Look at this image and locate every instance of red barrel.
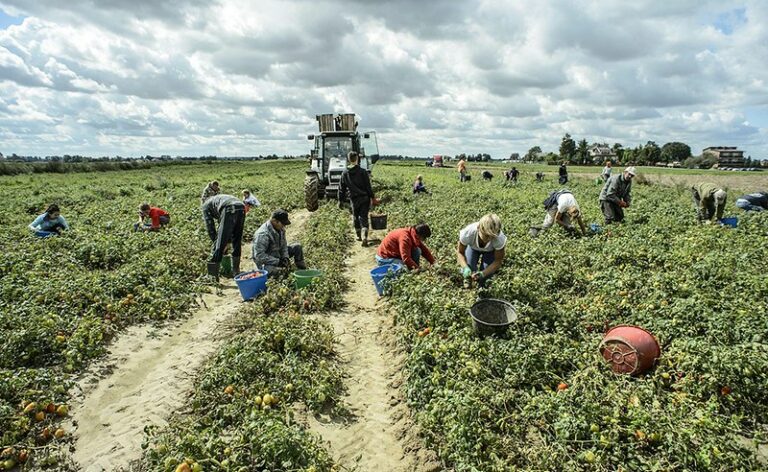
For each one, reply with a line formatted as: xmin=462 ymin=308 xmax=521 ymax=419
xmin=599 ymin=325 xmax=661 ymax=375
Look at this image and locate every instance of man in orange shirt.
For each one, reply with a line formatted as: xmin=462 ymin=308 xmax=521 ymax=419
xmin=135 ymin=203 xmax=170 ymax=231
xmin=375 ymin=223 xmax=436 ymax=270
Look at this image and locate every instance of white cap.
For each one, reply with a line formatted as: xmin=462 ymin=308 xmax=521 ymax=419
xmin=625 ymin=166 xmax=637 ymax=176
xmin=714 ymin=189 xmax=727 ymax=204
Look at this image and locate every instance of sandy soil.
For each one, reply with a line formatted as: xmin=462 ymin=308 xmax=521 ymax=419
xmin=305 ymin=231 xmax=441 ymax=472
xmin=69 ymin=210 xmax=310 ymax=472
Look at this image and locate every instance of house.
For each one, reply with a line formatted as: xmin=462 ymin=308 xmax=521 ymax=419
xmin=588 ymin=144 xmax=616 ymax=164
xmin=703 ymin=146 xmax=745 ymax=168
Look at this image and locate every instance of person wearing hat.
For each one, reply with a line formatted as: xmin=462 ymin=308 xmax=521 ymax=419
xmin=252 ymin=209 xmax=307 ymax=276
xmin=135 ymin=203 xmax=170 ymax=231
xmin=536 ymin=190 xmax=586 ymax=236
xmin=339 ymin=151 xmax=375 ymax=247
xmin=201 ymin=180 xmax=220 ymax=204
xmin=202 ymin=194 xmax=246 ymax=277
xmin=456 ymin=213 xmax=506 ymax=288
xmin=599 ymin=166 xmax=636 ymax=224
xmin=691 ymin=183 xmax=727 ymax=223
xmin=376 ymin=223 xmax=436 ymax=271
xmin=735 ymin=191 xmax=768 ymax=212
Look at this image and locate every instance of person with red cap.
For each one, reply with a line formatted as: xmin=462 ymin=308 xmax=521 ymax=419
xmin=376 ymin=223 xmax=436 ymax=271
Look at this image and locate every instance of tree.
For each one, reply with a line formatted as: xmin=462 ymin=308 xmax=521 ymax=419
xmin=660 ymin=142 xmax=692 ymax=163
xmin=524 ymin=146 xmax=542 ymax=162
xmin=644 ymin=141 xmax=661 ymax=164
xmin=577 ymin=139 xmax=589 ymax=165
xmin=559 ymin=133 xmax=576 ymax=163
xmin=612 ymin=143 xmax=624 ymax=163
xmin=509 ymin=152 xmax=520 ymax=160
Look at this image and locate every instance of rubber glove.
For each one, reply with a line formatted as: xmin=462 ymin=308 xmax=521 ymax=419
xmin=461 ymin=266 xmax=472 ymax=278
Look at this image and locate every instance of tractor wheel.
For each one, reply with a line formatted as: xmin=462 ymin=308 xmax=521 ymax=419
xmin=304 ymin=174 xmax=319 ymax=212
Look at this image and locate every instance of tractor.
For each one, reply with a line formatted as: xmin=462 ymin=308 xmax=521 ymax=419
xmin=304 ymin=113 xmax=379 ymax=211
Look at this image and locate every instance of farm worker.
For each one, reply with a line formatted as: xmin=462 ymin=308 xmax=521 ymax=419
xmin=135 ymin=203 xmax=170 ymax=231
xmin=242 ymin=189 xmax=261 ymax=214
xmin=456 ymin=213 xmax=506 ymax=288
xmin=457 ymin=158 xmax=468 ymax=182
xmin=601 ymin=161 xmax=612 ymax=181
xmin=252 ymin=209 xmax=307 ymax=275
xmin=691 ymin=183 xmax=727 ymax=223
xmin=482 ymin=170 xmax=493 ymax=181
xmin=538 ymin=190 xmax=587 ymax=236
xmin=29 ymin=204 xmax=69 ymax=234
xmin=413 ymin=175 xmax=429 ymax=194
xmin=735 ymin=191 xmax=768 ymax=212
xmin=201 ymin=180 xmax=220 ymax=204
xmin=202 ymin=194 xmax=245 ymax=277
xmin=599 ymin=166 xmax=635 ymax=224
xmin=506 ymin=167 xmax=519 ymax=183
xmin=559 ymin=162 xmax=569 ymax=185
xmin=376 ymin=223 xmax=436 ymax=271
xmin=535 ymin=172 xmax=544 ymax=182
xmin=339 ymin=151 xmax=375 ymax=247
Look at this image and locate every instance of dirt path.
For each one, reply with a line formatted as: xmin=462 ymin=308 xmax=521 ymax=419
xmin=306 ymin=231 xmax=440 ymax=472
xmin=69 ymin=210 xmax=310 ymax=472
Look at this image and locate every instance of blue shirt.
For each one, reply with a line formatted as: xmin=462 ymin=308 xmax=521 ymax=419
xmin=30 ymin=213 xmax=69 ymax=231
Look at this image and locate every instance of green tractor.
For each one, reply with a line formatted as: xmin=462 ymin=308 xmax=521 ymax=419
xmin=304 ymin=113 xmax=379 ymax=211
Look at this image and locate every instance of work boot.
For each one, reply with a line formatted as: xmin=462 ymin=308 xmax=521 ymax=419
xmin=355 ymin=228 xmax=362 ymax=241
xmin=361 ymin=228 xmax=369 ymax=247
xmin=296 ymin=259 xmax=307 ymax=270
xmin=206 ymin=262 xmax=220 ymax=282
xmin=232 ymin=258 xmax=240 ymax=277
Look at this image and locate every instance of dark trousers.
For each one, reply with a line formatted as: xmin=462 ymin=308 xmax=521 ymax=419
xmin=601 ymin=201 xmax=624 ymax=224
xmin=559 ymin=175 xmax=568 ymax=185
xmin=210 ymin=205 xmax=245 ymax=263
xmin=351 ymin=197 xmax=370 ymax=230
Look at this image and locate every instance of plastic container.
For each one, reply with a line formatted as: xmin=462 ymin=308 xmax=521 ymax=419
xmin=370 ymin=263 xmax=403 ymax=296
xmin=294 ymin=269 xmax=323 ymax=289
xmin=469 ymin=298 xmax=517 ymax=337
xmin=599 ymin=325 xmax=661 ymax=375
xmin=220 ymin=255 xmax=233 ymax=276
xmin=718 ymin=217 xmax=738 ymax=228
xmin=234 ymin=270 xmax=269 ymax=301
xmin=590 ymin=223 xmax=602 ymax=233
xmin=34 ymin=230 xmax=55 ymax=238
xmin=370 ymin=213 xmax=388 ymax=230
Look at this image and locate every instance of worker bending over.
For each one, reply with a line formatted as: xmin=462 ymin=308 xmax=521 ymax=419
xmin=735 ymin=191 xmax=768 ymax=212
xmin=135 ymin=203 xmax=170 ymax=231
xmin=691 ymin=183 xmax=727 ymax=224
xmin=252 ymin=209 xmax=306 ymax=276
xmin=242 ymin=189 xmax=261 ymax=214
xmin=201 ymin=180 xmax=220 ymax=203
xmin=202 ymin=194 xmax=245 ymax=278
xmin=339 ymin=151 xmax=375 ymax=246
xmin=413 ymin=175 xmax=429 ymax=194
xmin=457 ymin=213 xmax=506 ymax=288
xmin=376 ymin=223 xmax=436 ymax=271
xmin=29 ymin=204 xmax=69 ymax=234
xmin=599 ymin=166 xmax=635 ymax=224
xmin=538 ymin=190 xmax=586 ymax=236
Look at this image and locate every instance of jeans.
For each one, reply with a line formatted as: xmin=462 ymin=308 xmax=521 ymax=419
xmin=736 ymin=199 xmax=764 ymax=212
xmin=376 ymin=247 xmax=421 ymax=267
xmin=465 ymin=246 xmax=495 ymax=272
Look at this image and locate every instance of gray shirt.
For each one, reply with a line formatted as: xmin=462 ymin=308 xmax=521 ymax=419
xmin=252 ymin=220 xmax=288 ymax=267
xmin=599 ymin=174 xmax=632 ymax=205
xmin=201 ymin=194 xmax=243 ymax=240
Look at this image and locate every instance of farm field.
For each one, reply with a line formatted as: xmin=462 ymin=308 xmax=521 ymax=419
xmin=0 ymin=160 xmax=766 ymax=471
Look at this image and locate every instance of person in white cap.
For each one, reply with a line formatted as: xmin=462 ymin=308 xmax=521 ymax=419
xmin=536 ymin=189 xmax=587 ymax=236
xmin=691 ymin=183 xmax=727 ymax=223
xmin=598 ymin=166 xmax=636 ymax=224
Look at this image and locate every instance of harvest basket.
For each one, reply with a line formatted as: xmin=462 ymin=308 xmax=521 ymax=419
xmin=469 ymin=299 xmax=517 ymax=337
xmin=370 ymin=213 xmax=388 ymax=230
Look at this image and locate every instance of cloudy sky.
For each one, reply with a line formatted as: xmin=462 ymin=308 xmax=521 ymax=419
xmin=1 ymin=0 xmax=767 ymax=158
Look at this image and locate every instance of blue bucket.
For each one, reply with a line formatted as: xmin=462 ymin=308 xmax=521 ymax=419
xmin=718 ymin=217 xmax=738 ymax=228
xmin=370 ymin=264 xmax=403 ymax=296
xmin=35 ymin=230 xmax=55 ymax=238
xmin=234 ymin=270 xmax=269 ymax=301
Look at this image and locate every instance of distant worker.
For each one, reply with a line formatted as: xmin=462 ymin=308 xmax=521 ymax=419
xmin=29 ymin=204 xmax=69 ymax=234
xmin=457 ymin=158 xmax=468 ymax=182
xmin=457 ymin=213 xmax=506 ymax=288
xmin=413 ymin=175 xmax=429 ymax=194
xmin=506 ymin=167 xmax=519 ymax=183
xmin=252 ymin=209 xmax=306 ymax=275
xmin=599 ymin=166 xmax=635 ymax=224
xmin=535 ymin=190 xmax=586 ymax=236
xmin=601 ymin=161 xmax=612 ymax=181
xmin=242 ymin=189 xmax=261 ymax=214
xmin=691 ymin=183 xmax=727 ymax=224
xmin=376 ymin=223 xmax=436 ymax=271
xmin=339 ymin=151 xmax=375 ymax=246
xmin=135 ymin=203 xmax=170 ymax=232
xmin=559 ymin=162 xmax=569 ymax=185
xmin=202 ymin=194 xmax=245 ymax=278
xmin=735 ymin=191 xmax=768 ymax=212
xmin=535 ymin=172 xmax=544 ymax=182
xmin=201 ymin=180 xmax=220 ymax=204
xmin=482 ymin=170 xmax=493 ymax=181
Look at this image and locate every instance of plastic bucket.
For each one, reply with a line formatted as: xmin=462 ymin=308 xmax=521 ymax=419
xmin=718 ymin=217 xmax=738 ymax=228
xmin=599 ymin=325 xmax=661 ymax=376
xmin=34 ymin=230 xmax=55 ymax=238
xmin=469 ymin=299 xmax=517 ymax=337
xmin=220 ymin=255 xmax=233 ymax=276
xmin=370 ymin=264 xmax=403 ymax=296
xmin=294 ymin=269 xmax=323 ymax=289
xmin=370 ymin=214 xmax=388 ymax=230
xmin=234 ymin=270 xmax=269 ymax=301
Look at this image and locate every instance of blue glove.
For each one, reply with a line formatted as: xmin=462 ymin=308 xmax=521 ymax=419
xmin=461 ymin=266 xmax=472 ymax=278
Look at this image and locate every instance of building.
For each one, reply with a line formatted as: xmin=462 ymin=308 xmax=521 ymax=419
xmin=588 ymin=144 xmax=616 ymax=164
xmin=703 ymin=146 xmax=745 ymax=168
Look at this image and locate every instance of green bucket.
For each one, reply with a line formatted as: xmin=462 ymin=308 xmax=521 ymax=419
xmin=220 ymin=255 xmax=233 ymax=276
xmin=293 ymin=269 xmax=323 ymax=289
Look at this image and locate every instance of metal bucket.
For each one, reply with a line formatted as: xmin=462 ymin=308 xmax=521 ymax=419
xmin=469 ymin=299 xmax=517 ymax=337
xmin=599 ymin=325 xmax=661 ymax=375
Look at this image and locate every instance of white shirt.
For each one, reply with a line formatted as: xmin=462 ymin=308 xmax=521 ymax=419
xmin=602 ymin=166 xmax=612 ymax=177
xmin=556 ymin=193 xmax=579 ymax=214
xmin=244 ymin=195 xmax=260 ymax=207
xmin=459 ymin=222 xmax=507 ymax=252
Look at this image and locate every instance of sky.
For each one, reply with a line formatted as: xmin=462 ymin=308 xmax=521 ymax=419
xmin=1 ymin=0 xmax=767 ymax=158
